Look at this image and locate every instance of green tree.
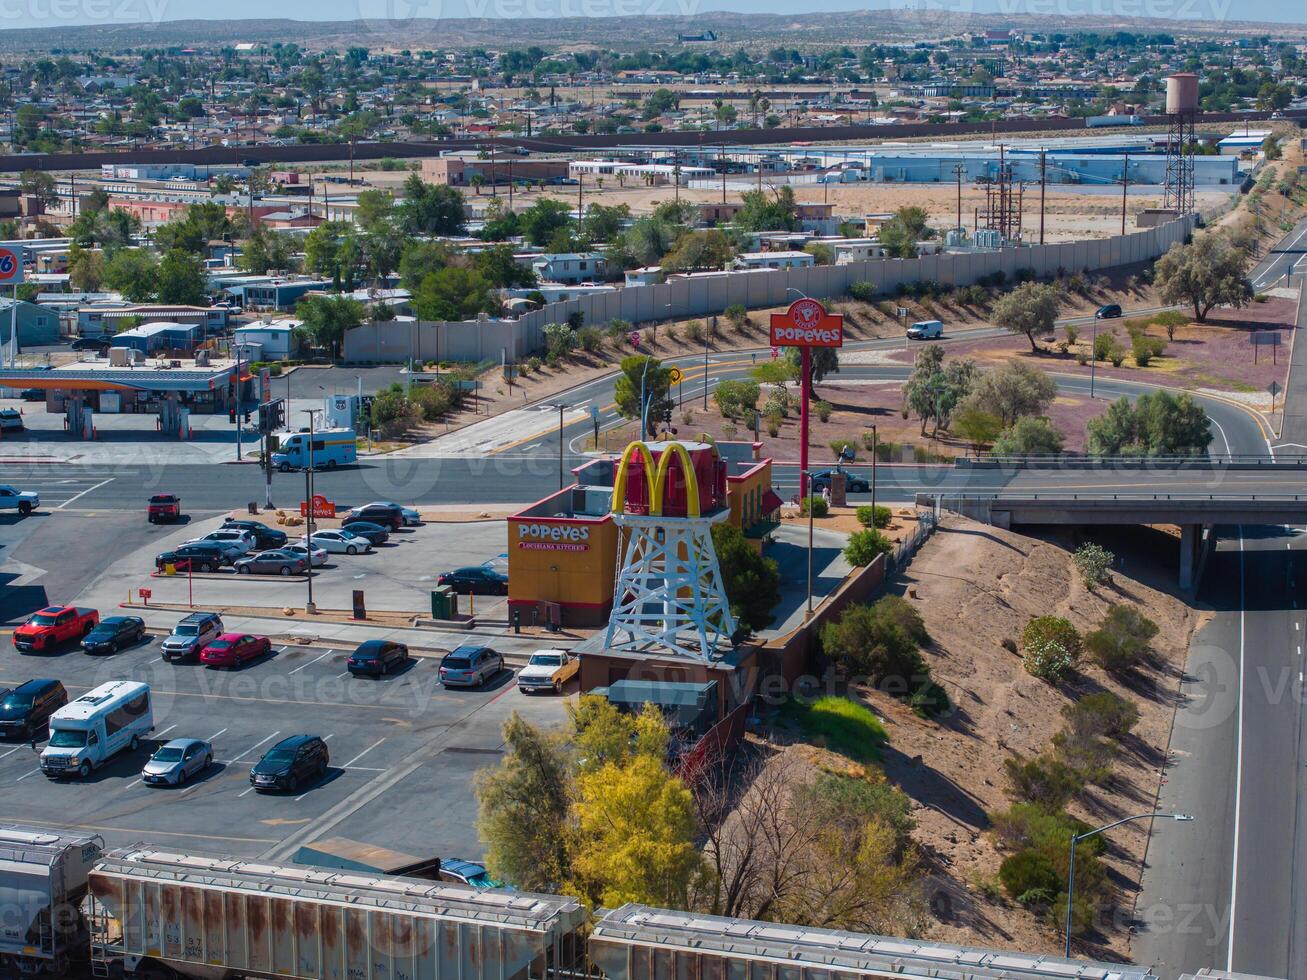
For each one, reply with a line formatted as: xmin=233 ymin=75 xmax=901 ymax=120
xmin=963 ymin=360 xmax=1056 ymax=427
xmin=734 ymin=186 xmax=798 ymax=233
xmin=397 ymin=173 xmax=466 ymax=236
xmin=711 ymin=522 xmax=781 ymax=632
xmin=1153 ymin=231 xmax=1252 ymax=322
xmin=951 ymin=407 xmax=1003 ymax=450
xmin=660 ymin=229 xmax=734 ymax=273
xmin=368 ymin=383 xmax=422 ymax=437
xmin=902 ymin=344 xmax=976 ymax=436
xmin=614 ymin=355 xmax=673 ymax=436
xmin=1086 ymin=390 xmax=1212 ymax=456
xmin=475 ymin=713 xmax=572 ymax=892
xmin=992 ymin=416 xmax=1065 ymax=455
xmin=297 ymin=294 xmax=365 ymax=358
xmin=876 ymin=206 xmax=932 ymax=258
xmin=101 ymin=248 xmax=160 ymax=302
xmin=844 ymin=528 xmax=893 ymax=566
xmin=782 ymin=345 xmax=840 ymax=388
xmin=518 ymin=198 xmax=574 ymax=247
xmin=156 ymin=249 xmax=208 ymax=305
xmin=992 ymin=281 xmax=1063 ymax=353
xmin=412 ymin=267 xmax=494 ymax=321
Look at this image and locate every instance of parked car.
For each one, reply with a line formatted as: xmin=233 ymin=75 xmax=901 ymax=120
xmin=147 ymin=493 xmax=181 ymax=523
xmin=361 ymin=501 xmax=422 ymax=526
xmin=437 ymin=859 xmax=505 ymax=889
xmin=439 ymin=645 xmax=504 ymax=688
xmin=155 ymin=542 xmax=228 ymax=573
xmin=301 ymin=529 xmax=372 ymax=555
xmin=337 ymin=520 xmax=389 ymax=545
xmin=0 ymin=679 xmax=67 ymax=740
xmin=81 ymin=616 xmax=146 ymax=655
xmin=347 ymin=640 xmax=410 ymax=677
xmin=906 ymin=319 xmax=943 ymax=340
xmin=70 ymin=337 xmax=111 ymax=352
xmin=0 ymin=484 xmax=39 ymax=516
xmin=190 ymin=528 xmax=257 ymax=558
xmin=141 ymin=737 xmax=213 ymax=787
xmin=249 ymin=734 xmax=329 ymax=792
xmin=809 ymin=469 xmax=870 ymax=494
xmin=0 ymin=408 xmax=23 ymax=432
xmin=199 ymin=633 xmax=271 ymax=669
xmin=437 ymin=566 xmax=508 ymax=596
xmin=160 ymin=612 xmax=224 ymax=663
xmin=221 ymin=519 xmax=288 ymax=550
xmin=13 ymin=606 xmax=100 ymax=653
xmin=18 ymin=388 xmax=44 ymax=402
xmin=517 ymin=649 xmax=579 ymax=694
xmin=284 ymin=542 xmax=328 ymax=567
xmin=1095 ymin=303 xmax=1122 ymax=319
xmin=343 ymin=502 xmax=405 ymax=530
xmin=234 ymin=549 xmax=308 ymax=576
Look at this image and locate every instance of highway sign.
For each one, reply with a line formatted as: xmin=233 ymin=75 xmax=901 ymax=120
xmin=1269 ymin=380 xmax=1281 ymax=397
xmin=0 ymin=246 xmax=23 ymax=286
xmin=668 ymin=367 xmax=684 ymax=384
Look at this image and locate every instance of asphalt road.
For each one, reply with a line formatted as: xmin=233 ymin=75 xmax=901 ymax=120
xmin=1250 ymin=214 xmax=1307 ymax=294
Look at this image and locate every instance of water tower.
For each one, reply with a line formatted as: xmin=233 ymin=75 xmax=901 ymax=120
xmin=1164 ymin=73 xmax=1199 ymax=216
xmin=603 ymin=440 xmax=737 ymax=662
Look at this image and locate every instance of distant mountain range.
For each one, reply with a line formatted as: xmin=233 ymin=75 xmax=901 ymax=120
xmin=4 ymin=10 xmax=1305 ymax=53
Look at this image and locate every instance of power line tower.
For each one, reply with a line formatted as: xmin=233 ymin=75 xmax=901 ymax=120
xmin=1163 ymin=73 xmax=1198 ymax=216
xmin=979 ymin=143 xmax=1024 ymax=243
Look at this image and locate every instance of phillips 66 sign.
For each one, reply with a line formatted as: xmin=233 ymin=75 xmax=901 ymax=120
xmin=769 ymin=298 xmax=843 ymax=348
xmin=0 ymin=246 xmax=24 ymax=286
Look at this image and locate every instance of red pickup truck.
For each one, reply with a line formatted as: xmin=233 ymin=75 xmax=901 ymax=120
xmin=148 ymin=494 xmax=181 ymax=523
xmin=13 ymin=606 xmax=100 ymax=652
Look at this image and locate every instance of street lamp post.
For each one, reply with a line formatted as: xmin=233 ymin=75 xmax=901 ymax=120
xmin=1089 ymin=319 xmax=1097 ymax=399
xmin=1064 ymin=812 xmax=1193 ymax=956
xmin=803 ymin=468 xmax=814 ymax=618
xmin=785 ymin=288 xmax=813 ymax=498
xmin=869 ymin=423 xmax=878 ymax=520
xmin=302 ymin=409 xmax=317 ymax=614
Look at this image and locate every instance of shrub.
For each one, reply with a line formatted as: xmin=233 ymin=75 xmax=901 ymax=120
xmin=814 ymin=399 xmax=834 ymax=422
xmin=724 ymin=303 xmax=748 ymax=329
xmin=268 ymin=363 xmax=283 ymax=377
xmin=1085 ymin=604 xmax=1159 ymax=672
xmin=714 ymin=379 xmax=760 ymax=419
xmin=778 ymin=696 xmax=886 ymax=764
xmin=845 ymin=528 xmax=892 ymax=566
xmin=527 ymin=355 xmax=542 ymax=374
xmin=1076 ymin=351 xmax=1089 ymax=366
xmin=1063 ymin=323 xmax=1079 ymax=346
xmin=1092 ymin=330 xmax=1117 ymax=362
xmin=543 ymin=322 xmax=576 ymax=361
xmin=819 ymin=596 xmax=937 ymax=707
xmin=1050 ymin=726 xmax=1115 ymax=785
xmin=765 ymin=411 xmax=781 ymax=437
xmin=1003 ymin=754 xmax=1083 ymax=810
xmin=1153 ymin=310 xmax=1188 ymax=341
xmin=1073 ymin=543 xmax=1114 ymax=589
xmin=829 ymin=439 xmax=856 ymax=460
xmin=763 ymin=387 xmax=792 ymax=418
xmin=685 ymin=320 xmax=705 ymax=343
xmin=1021 ymin=616 xmax=1081 ymax=683
xmin=408 ymin=382 xmax=453 ymax=422
xmin=849 ymin=280 xmax=877 ymax=302
xmin=799 ymin=494 xmax=828 ymax=517
xmin=908 ymin=678 xmax=952 ymax=718
xmin=856 ymin=504 xmax=892 ymax=529
xmin=1063 ymin=691 xmax=1139 ymax=741
xmin=999 ymin=849 xmax=1061 ymax=905
xmin=577 ymin=326 xmax=603 ymax=352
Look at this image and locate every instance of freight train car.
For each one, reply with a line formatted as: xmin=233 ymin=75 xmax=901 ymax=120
xmin=86 ymin=847 xmax=588 ymax=980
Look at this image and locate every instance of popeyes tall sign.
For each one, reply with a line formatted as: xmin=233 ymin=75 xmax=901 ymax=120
xmin=770 ymin=298 xmax=843 ymax=348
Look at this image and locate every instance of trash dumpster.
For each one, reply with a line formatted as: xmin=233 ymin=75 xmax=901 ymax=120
xmin=430 ymin=585 xmax=458 ymax=619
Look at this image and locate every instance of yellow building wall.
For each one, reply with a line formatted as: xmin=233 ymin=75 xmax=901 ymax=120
xmin=507 ymin=516 xmax=619 ymax=612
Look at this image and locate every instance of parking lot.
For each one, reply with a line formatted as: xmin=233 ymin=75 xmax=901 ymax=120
xmin=0 ymin=630 xmax=571 ymax=862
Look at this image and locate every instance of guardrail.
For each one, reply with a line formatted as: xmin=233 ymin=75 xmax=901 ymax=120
xmin=958 ymin=454 xmax=1305 ymax=470
xmin=919 ymin=492 xmax=1307 ymax=503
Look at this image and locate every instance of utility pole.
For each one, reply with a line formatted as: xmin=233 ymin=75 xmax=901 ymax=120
xmin=1039 ymin=149 xmax=1047 ymax=245
xmin=234 ymin=344 xmax=243 ymax=462
xmin=720 ymin=145 xmax=726 ymax=204
xmin=673 ymin=150 xmax=680 ymax=205
xmin=1121 ymin=150 xmax=1129 ymax=236
xmin=577 ymin=172 xmax=583 ymax=219
xmin=508 ymin=156 xmax=514 ymax=210
xmin=303 ymin=409 xmax=316 ymax=613
xmin=952 ymin=163 xmax=965 ymax=234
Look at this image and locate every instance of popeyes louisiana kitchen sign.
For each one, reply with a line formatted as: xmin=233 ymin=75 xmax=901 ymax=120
xmin=517 ymin=521 xmax=592 ymax=552
xmin=769 ymin=298 xmax=844 ymax=348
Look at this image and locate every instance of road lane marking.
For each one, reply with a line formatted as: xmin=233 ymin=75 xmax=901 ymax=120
xmin=1227 ymin=526 xmax=1247 ymax=972
xmin=341 ymin=738 xmax=386 ymax=770
xmin=55 ymin=477 xmax=113 ymax=510
xmin=287 ymin=649 xmax=335 ymax=674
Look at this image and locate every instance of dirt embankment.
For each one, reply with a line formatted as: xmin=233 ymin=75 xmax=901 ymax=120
xmin=870 ymin=517 xmax=1194 ymax=960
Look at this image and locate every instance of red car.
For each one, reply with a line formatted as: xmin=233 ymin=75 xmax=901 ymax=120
xmin=148 ymin=494 xmax=181 ymax=523
xmin=13 ymin=606 xmax=99 ymax=653
xmin=198 ymin=633 xmax=271 ymax=669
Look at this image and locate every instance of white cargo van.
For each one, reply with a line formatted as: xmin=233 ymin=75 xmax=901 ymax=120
xmin=40 ymin=681 xmax=153 ymax=779
xmin=906 ymin=320 xmax=943 ymax=340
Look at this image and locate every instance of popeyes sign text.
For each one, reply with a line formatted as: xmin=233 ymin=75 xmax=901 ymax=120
xmin=516 ymin=521 xmax=591 ymax=552
xmin=769 ymin=298 xmax=844 ymax=348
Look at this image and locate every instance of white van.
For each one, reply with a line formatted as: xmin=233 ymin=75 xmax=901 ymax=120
xmin=40 ymin=681 xmax=153 ymax=779
xmin=906 ymin=319 xmax=944 ymax=340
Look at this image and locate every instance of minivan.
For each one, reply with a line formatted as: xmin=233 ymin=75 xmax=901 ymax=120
xmin=906 ymin=320 xmax=943 ymax=340
xmin=0 ymin=679 xmax=68 ymax=740
xmin=440 ymin=646 xmax=504 ymax=688
xmin=160 ymin=612 xmax=224 ymax=663
xmin=1095 ymin=303 xmax=1122 ymax=319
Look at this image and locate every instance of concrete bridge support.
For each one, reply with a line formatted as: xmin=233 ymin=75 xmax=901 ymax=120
xmin=1178 ymin=523 xmax=1212 ymax=593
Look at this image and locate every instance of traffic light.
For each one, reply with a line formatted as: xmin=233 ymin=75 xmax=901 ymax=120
xmin=662 ymin=407 xmax=673 ymax=424
xmin=244 ymin=410 xmax=252 ymax=425
xmin=257 ymin=399 xmax=286 ymax=435
xmin=228 ymin=407 xmax=237 ymax=424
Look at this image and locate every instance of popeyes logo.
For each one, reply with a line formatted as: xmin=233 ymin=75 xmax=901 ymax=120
xmin=517 ymin=522 xmax=591 ymax=551
xmin=770 ymin=298 xmax=843 ymax=348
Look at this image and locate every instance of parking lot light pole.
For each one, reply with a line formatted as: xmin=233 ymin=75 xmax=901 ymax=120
xmin=804 ymin=469 xmax=814 ymax=618
xmin=302 ymin=409 xmax=316 ymax=614
xmin=869 ymin=423 xmax=878 ymax=520
xmin=1064 ymin=812 xmax=1193 ymax=956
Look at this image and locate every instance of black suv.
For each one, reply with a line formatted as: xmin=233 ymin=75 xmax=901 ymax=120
xmin=249 ymin=734 xmax=329 ymax=793
xmin=221 ymin=520 xmax=288 ymax=550
xmin=343 ymin=503 xmax=404 ymax=531
xmin=0 ymin=680 xmax=68 ymax=740
xmin=156 ymin=542 xmax=229 ymax=573
xmin=347 ymin=640 xmax=410 ymax=677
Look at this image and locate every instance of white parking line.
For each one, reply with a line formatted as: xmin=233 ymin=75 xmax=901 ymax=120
xmin=238 ymin=786 xmax=256 ymax=797
xmin=155 ymin=724 xmax=177 ymax=740
xmin=228 ymin=731 xmax=280 ymax=764
xmin=15 ymin=768 xmax=40 ymax=782
xmin=341 ymin=738 xmax=386 ymax=770
xmin=55 ymin=478 xmax=114 ymax=510
xmin=287 ymin=649 xmax=335 ymax=674
xmin=0 ymin=746 xmax=23 ymax=762
xmin=208 ymin=728 xmax=227 ymax=741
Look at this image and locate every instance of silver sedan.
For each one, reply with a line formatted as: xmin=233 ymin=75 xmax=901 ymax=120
xmin=141 ymin=738 xmax=213 ymax=787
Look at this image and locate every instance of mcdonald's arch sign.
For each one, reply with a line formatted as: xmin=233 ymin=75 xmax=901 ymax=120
xmin=770 ymin=298 xmax=843 ymax=348
xmin=611 ymin=441 xmax=703 ymax=518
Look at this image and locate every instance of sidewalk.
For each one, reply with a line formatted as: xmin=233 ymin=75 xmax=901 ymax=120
xmin=1274 ymin=286 xmax=1307 ymax=449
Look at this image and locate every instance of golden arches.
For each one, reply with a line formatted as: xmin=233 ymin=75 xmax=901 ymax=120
xmin=611 ymin=441 xmax=702 ymax=518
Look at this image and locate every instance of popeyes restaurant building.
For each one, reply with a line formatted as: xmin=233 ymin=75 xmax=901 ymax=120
xmin=507 ymin=440 xmax=783 ymax=628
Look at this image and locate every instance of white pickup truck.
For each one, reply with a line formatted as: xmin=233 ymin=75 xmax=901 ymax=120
xmin=0 ymin=485 xmax=38 ymax=516
xmin=517 ymin=649 xmax=579 ymax=695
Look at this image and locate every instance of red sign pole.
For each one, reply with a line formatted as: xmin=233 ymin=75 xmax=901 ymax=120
xmin=770 ymin=298 xmax=842 ymax=502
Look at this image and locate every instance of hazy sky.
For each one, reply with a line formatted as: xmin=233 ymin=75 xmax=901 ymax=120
xmin=18 ymin=0 xmax=1304 ymax=31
